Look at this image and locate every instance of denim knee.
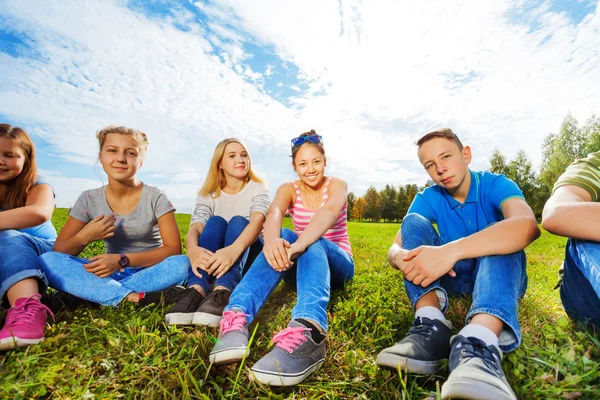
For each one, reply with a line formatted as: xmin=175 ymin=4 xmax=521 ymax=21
xmin=0 ymin=229 xmax=25 ymax=250
xmin=228 ymin=215 xmax=248 ymax=232
xmin=281 ymin=228 xmax=298 ymax=242
xmin=401 ymin=213 xmax=439 ymax=249
xmin=39 ymin=251 xmax=69 ymax=273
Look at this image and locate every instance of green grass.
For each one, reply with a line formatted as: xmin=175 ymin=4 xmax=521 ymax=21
xmin=1 ymin=209 xmax=598 ymax=399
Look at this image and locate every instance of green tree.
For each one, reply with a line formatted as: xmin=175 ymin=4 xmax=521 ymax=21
xmin=539 ymin=114 xmax=588 ymax=194
xmin=489 ymin=148 xmax=509 ymax=175
xmin=380 ymin=185 xmax=398 ymax=222
xmin=347 ymin=192 xmax=356 ymax=221
xmin=364 ymin=186 xmax=382 ymax=222
xmin=395 ymin=186 xmax=410 ymax=221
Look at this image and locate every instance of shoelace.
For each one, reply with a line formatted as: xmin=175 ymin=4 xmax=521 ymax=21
xmin=5 ymin=294 xmax=54 ymax=327
xmin=407 ymin=317 xmax=438 ymax=340
xmin=457 ymin=337 xmax=501 ymax=375
xmin=272 ymin=326 xmax=309 ymax=353
xmin=219 ymin=310 xmax=248 ymax=335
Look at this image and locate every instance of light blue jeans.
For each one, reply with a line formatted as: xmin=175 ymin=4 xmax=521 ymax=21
xmin=40 ymin=252 xmax=189 ymax=306
xmin=0 ymin=230 xmax=54 ymax=307
xmin=401 ymin=213 xmax=527 ymax=353
xmin=224 ymin=228 xmax=354 ymax=333
xmin=560 ymin=239 xmax=600 ymax=327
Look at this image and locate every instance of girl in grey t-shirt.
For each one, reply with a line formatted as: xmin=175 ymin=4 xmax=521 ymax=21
xmin=40 ymin=126 xmax=189 ymax=307
xmin=164 ymin=138 xmax=269 ymax=327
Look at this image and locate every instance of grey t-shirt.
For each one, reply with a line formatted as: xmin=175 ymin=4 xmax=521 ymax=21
xmin=69 ymin=184 xmax=176 ymax=254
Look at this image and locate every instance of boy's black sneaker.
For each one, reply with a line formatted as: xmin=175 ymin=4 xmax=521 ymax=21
xmin=376 ymin=316 xmax=452 ymax=374
xmin=164 ymin=288 xmax=205 ymax=325
xmin=192 ymin=289 xmax=231 ymax=327
xmin=441 ymin=335 xmax=516 ymax=400
xmin=138 ymin=286 xmax=186 ymax=307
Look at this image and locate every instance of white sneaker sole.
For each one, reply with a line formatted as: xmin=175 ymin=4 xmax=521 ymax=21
xmin=248 ymin=358 xmax=325 ymax=386
xmin=442 ymin=379 xmax=517 ymax=400
xmin=376 ymin=352 xmax=441 ymax=375
xmin=0 ymin=336 xmax=44 ymax=351
xmin=209 ymin=347 xmax=249 ymax=364
xmin=164 ymin=312 xmax=194 ymax=325
xmin=192 ymin=312 xmax=222 ymax=327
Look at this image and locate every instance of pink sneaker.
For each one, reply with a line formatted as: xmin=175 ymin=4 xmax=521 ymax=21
xmin=0 ymin=294 xmax=54 ymax=351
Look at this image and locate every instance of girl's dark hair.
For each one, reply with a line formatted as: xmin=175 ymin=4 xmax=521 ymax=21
xmin=291 ymin=129 xmax=325 ymax=162
xmin=0 ymin=124 xmax=38 ymax=209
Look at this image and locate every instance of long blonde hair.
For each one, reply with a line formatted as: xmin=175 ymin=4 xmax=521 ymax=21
xmin=199 ymin=138 xmax=264 ymax=198
xmin=0 ymin=124 xmax=38 ymax=209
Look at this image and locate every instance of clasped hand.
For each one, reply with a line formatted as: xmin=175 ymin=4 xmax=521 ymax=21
xmin=263 ymin=238 xmax=305 ymax=272
xmin=189 ymin=245 xmax=241 ymax=279
xmin=397 ymin=245 xmax=457 ymax=288
xmin=80 ymin=214 xmax=116 ymax=243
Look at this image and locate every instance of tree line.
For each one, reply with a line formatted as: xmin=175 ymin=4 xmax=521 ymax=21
xmin=347 ymin=113 xmax=600 ymax=222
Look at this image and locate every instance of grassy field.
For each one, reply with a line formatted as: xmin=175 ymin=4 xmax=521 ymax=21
xmin=1 ymin=208 xmax=598 ymax=399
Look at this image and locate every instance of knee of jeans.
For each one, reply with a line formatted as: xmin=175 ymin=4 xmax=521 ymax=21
xmin=39 ymin=251 xmax=66 ymax=271
xmin=206 ymin=215 xmax=227 ymax=228
xmin=227 ymin=215 xmax=249 ymax=231
xmin=280 ymin=228 xmax=297 ymax=242
xmin=0 ymin=229 xmax=23 ymax=249
xmin=402 ymin=213 xmax=433 ymax=230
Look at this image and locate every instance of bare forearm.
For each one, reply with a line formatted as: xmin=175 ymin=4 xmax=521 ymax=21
xmin=230 ymin=218 xmax=263 ymax=256
xmin=264 ymin=211 xmax=284 ymax=242
xmin=448 ymin=217 xmax=540 ymax=260
xmin=0 ymin=206 xmax=52 ymax=231
xmin=53 ymin=232 xmax=91 ymax=256
xmin=126 ymin=245 xmax=181 ymax=267
xmin=542 ymin=202 xmax=600 ymax=241
xmin=186 ymin=228 xmax=201 ymax=252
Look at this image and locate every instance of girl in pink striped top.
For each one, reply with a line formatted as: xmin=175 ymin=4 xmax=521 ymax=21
xmin=209 ymin=130 xmax=354 ymax=387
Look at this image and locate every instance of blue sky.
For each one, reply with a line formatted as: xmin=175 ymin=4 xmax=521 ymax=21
xmin=1 ymin=0 xmax=599 ymax=212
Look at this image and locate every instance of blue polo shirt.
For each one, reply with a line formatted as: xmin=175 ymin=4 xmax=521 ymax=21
xmin=407 ymin=170 xmax=524 ymax=244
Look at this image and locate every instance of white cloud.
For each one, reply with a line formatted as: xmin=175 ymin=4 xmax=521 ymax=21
xmin=2 ymin=0 xmax=600 ymax=210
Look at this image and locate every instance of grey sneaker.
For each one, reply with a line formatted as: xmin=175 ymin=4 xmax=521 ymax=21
xmin=376 ymin=316 xmax=452 ymax=374
xmin=441 ymin=335 xmax=517 ymax=400
xmin=249 ymin=320 xmax=326 ymax=386
xmin=209 ymin=310 xmax=250 ymax=364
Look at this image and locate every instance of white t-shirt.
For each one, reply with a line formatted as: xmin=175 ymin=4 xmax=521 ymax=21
xmin=190 ymin=180 xmax=270 ymax=226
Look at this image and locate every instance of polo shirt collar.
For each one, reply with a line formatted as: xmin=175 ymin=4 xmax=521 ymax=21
xmin=444 ymin=170 xmax=479 ymax=209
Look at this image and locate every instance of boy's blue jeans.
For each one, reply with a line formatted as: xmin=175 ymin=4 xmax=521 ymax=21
xmin=40 ymin=252 xmax=189 ymax=306
xmin=185 ymin=215 xmax=263 ymax=294
xmin=224 ymin=228 xmax=354 ymax=333
xmin=401 ymin=213 xmax=527 ymax=353
xmin=560 ymin=239 xmax=600 ymax=327
xmin=0 ymin=230 xmax=54 ymax=307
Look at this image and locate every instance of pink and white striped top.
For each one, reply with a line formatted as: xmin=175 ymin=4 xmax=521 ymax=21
xmin=288 ymin=177 xmax=352 ymax=256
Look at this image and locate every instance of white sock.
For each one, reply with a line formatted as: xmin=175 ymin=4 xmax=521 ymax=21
xmin=415 ymin=306 xmax=446 ymax=322
xmin=458 ymin=323 xmax=500 ymax=349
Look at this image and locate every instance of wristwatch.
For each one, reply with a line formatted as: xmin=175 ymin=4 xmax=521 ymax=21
xmin=118 ymin=253 xmax=130 ymax=269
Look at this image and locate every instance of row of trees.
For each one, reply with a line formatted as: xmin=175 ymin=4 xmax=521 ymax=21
xmin=347 ymin=113 xmax=600 ymax=221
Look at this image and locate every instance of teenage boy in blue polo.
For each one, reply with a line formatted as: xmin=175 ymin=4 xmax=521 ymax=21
xmin=377 ymin=129 xmax=540 ymax=400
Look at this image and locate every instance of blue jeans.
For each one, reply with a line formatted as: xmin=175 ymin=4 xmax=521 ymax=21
xmin=186 ymin=215 xmax=263 ymax=294
xmin=40 ymin=252 xmax=189 ymax=306
xmin=401 ymin=213 xmax=527 ymax=353
xmin=0 ymin=230 xmax=54 ymax=307
xmin=224 ymin=228 xmax=354 ymax=333
xmin=560 ymin=239 xmax=600 ymax=327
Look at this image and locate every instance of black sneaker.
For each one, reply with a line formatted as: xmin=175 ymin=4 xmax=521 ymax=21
xmin=376 ymin=316 xmax=452 ymax=374
xmin=192 ymin=289 xmax=231 ymax=327
xmin=138 ymin=286 xmax=186 ymax=307
xmin=164 ymin=288 xmax=205 ymax=325
xmin=441 ymin=335 xmax=516 ymax=400
xmin=41 ymin=291 xmax=99 ymax=313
